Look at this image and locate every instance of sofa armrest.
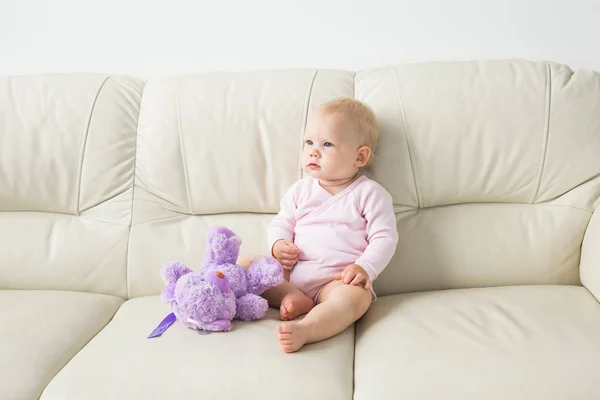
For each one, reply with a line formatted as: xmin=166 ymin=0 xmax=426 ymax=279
xmin=581 ymin=206 xmax=600 ymax=301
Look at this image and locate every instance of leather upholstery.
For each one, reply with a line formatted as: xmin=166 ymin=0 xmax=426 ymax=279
xmin=2 ymin=60 xmax=600 ymax=399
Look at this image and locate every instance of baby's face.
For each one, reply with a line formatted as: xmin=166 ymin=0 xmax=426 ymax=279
xmin=302 ymin=109 xmax=363 ymax=182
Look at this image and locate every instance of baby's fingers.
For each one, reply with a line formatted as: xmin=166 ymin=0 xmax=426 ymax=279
xmin=284 ymin=243 xmax=300 ymax=254
xmin=279 ymin=252 xmax=298 ymax=261
xmin=343 ymin=271 xmax=357 ymax=284
xmin=280 ymin=259 xmax=296 ymax=268
xmin=350 ymin=274 xmax=367 ymax=287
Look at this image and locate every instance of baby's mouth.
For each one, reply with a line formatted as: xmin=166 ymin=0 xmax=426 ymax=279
xmin=306 ymin=163 xmax=321 ymax=169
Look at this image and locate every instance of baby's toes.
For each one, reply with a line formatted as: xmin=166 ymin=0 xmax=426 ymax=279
xmin=279 ymin=304 xmax=289 ymax=321
xmin=282 ymin=344 xmax=296 ymax=353
xmin=278 ymin=323 xmax=290 ymax=334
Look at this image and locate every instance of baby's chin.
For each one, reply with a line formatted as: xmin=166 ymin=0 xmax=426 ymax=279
xmin=304 ymin=169 xmax=320 ymax=178
xmin=304 ymin=168 xmax=344 ymax=182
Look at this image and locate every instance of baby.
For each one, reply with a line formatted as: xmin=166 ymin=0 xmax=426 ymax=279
xmin=240 ymin=98 xmax=398 ymax=353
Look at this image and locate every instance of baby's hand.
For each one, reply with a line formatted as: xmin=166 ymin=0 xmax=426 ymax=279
xmin=272 ymin=239 xmax=300 ymax=270
xmin=334 ymin=264 xmax=372 ymax=290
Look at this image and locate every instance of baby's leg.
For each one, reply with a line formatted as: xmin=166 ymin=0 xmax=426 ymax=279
xmin=237 ymin=254 xmax=313 ymax=321
xmin=278 ymin=280 xmax=371 ymax=353
xmin=237 ymin=254 xmax=262 ymax=270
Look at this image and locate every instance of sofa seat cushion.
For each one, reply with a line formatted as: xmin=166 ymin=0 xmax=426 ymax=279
xmin=0 ymin=290 xmax=124 ymax=400
xmin=354 ymin=285 xmax=600 ymax=400
xmin=41 ymin=296 xmax=355 ymax=400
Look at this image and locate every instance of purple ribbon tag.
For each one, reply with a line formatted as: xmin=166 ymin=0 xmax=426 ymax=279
xmin=148 ymin=312 xmax=177 ymax=338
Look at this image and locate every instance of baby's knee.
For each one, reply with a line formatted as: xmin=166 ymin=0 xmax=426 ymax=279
xmin=344 ymin=285 xmax=372 ymax=312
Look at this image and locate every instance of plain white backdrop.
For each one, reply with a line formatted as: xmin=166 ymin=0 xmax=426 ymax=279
xmin=1 ymin=0 xmax=598 ymax=78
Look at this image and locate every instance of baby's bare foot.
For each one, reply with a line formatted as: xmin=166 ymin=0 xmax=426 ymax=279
xmin=280 ymin=293 xmax=314 ymax=321
xmin=278 ymin=322 xmax=309 ymax=353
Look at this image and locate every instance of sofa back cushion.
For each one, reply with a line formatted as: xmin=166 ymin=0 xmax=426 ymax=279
xmin=359 ymin=61 xmax=600 ymax=295
xmin=0 ymin=74 xmax=143 ymax=297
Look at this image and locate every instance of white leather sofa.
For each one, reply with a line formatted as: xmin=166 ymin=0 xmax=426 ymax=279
xmin=2 ymin=60 xmax=600 ymax=400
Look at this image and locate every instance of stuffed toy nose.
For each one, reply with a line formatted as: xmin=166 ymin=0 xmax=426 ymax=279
xmin=206 ymin=271 xmax=230 ymax=293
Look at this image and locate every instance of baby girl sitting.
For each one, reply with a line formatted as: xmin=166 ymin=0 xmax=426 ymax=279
xmin=239 ymin=98 xmax=398 ymax=353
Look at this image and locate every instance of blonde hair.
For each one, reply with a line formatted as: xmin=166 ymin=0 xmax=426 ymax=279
xmin=320 ymin=97 xmax=379 ymax=159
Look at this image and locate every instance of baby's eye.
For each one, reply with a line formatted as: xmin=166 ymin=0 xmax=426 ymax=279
xmin=324 ymin=142 xmax=333 ymax=147
xmin=306 ymin=140 xmax=313 ymax=145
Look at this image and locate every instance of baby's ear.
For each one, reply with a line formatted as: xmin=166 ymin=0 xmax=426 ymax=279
xmin=355 ymin=146 xmax=372 ymax=168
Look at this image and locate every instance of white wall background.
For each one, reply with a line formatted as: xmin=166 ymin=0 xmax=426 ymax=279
xmin=1 ymin=0 xmax=598 ymax=78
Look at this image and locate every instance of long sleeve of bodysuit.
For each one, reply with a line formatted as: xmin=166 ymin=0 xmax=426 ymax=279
xmin=354 ymin=184 xmax=399 ymax=281
xmin=267 ymin=184 xmax=298 ymax=255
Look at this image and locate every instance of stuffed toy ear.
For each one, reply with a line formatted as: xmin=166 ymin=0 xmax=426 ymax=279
xmin=160 ymin=261 xmax=193 ymax=284
xmin=201 ymin=226 xmax=242 ymax=267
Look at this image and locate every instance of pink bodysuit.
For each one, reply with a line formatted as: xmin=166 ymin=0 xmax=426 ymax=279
xmin=268 ymin=175 xmax=399 ymax=301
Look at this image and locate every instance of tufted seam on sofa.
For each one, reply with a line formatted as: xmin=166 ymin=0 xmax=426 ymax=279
xmin=390 ymin=67 xmax=421 ymax=208
xmin=175 ymin=82 xmax=195 ymax=215
xmin=531 ymin=63 xmax=552 ymax=204
xmin=74 ymin=76 xmax=110 ymax=216
xmin=298 ymin=70 xmax=318 ymax=180
xmin=125 ymin=80 xmax=147 ymax=299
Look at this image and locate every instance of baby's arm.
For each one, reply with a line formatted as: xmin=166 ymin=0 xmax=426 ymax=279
xmin=268 ymin=184 xmax=300 ymax=270
xmin=354 ymin=184 xmax=399 ymax=282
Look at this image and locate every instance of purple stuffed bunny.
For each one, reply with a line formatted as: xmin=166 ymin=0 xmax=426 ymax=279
xmin=160 ymin=226 xmax=284 ymax=332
